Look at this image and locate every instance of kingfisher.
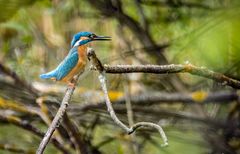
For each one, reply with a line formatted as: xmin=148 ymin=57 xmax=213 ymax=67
xmin=40 ymin=31 xmax=111 ymax=86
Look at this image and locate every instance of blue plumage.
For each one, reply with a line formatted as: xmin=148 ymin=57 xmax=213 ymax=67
xmin=40 ymin=31 xmax=110 ymax=84
xmin=71 ymin=31 xmax=92 ymax=47
xmin=39 ymin=71 xmax=57 ymax=79
xmin=40 ymin=47 xmax=79 ymax=81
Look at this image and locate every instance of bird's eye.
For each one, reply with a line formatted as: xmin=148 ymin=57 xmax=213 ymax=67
xmin=88 ymin=34 xmax=96 ymax=38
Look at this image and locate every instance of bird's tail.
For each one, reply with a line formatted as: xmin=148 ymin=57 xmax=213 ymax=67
xmin=40 ymin=71 xmax=57 ymax=79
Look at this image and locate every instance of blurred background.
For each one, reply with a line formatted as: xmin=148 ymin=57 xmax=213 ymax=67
xmin=0 ymin=0 xmax=240 ymax=153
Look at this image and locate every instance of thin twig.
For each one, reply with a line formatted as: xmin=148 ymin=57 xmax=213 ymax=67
xmin=130 ymin=122 xmax=167 ymax=146
xmin=103 ymin=64 xmax=240 ymax=89
xmin=87 ymin=48 xmax=168 ymax=147
xmin=36 ymin=72 xmax=83 ymax=154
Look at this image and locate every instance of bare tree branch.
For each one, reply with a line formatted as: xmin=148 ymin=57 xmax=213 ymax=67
xmin=36 ymin=72 xmax=83 ymax=154
xmin=103 ymin=64 xmax=240 ymax=89
xmin=87 ymin=48 xmax=168 ymax=147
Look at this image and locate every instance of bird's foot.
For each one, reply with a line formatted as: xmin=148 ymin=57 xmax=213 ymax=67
xmin=67 ymin=75 xmax=79 ymax=88
xmin=67 ymin=82 xmax=76 ymax=88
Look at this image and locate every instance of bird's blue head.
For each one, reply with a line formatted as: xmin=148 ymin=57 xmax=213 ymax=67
xmin=71 ymin=31 xmax=111 ymax=48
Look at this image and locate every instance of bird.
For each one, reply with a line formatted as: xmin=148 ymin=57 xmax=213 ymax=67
xmin=40 ymin=31 xmax=111 ymax=86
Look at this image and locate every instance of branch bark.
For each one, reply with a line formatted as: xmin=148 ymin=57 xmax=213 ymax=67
xmin=103 ymin=64 xmax=240 ymax=89
xmin=36 ymin=72 xmax=83 ymax=154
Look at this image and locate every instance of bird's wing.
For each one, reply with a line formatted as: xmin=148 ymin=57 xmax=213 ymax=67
xmin=55 ymin=47 xmax=79 ymax=80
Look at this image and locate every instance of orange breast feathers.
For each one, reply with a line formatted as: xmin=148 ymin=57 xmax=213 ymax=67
xmin=61 ymin=45 xmax=88 ymax=83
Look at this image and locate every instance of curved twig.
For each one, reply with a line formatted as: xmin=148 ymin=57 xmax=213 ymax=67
xmin=130 ymin=122 xmax=168 ymax=147
xmin=98 ymin=71 xmax=168 ymax=146
xmin=88 ymin=48 xmax=168 ymax=147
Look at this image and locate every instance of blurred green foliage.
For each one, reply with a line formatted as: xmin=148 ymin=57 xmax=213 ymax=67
xmin=0 ymin=0 xmax=240 ymax=154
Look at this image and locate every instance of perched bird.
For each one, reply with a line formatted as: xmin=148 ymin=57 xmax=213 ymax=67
xmin=40 ymin=31 xmax=111 ymax=85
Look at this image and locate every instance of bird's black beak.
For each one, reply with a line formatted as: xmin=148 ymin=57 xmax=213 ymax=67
xmin=92 ymin=35 xmax=111 ymax=41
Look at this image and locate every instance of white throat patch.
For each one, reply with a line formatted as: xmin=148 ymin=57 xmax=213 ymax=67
xmin=73 ymin=39 xmax=83 ymax=47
